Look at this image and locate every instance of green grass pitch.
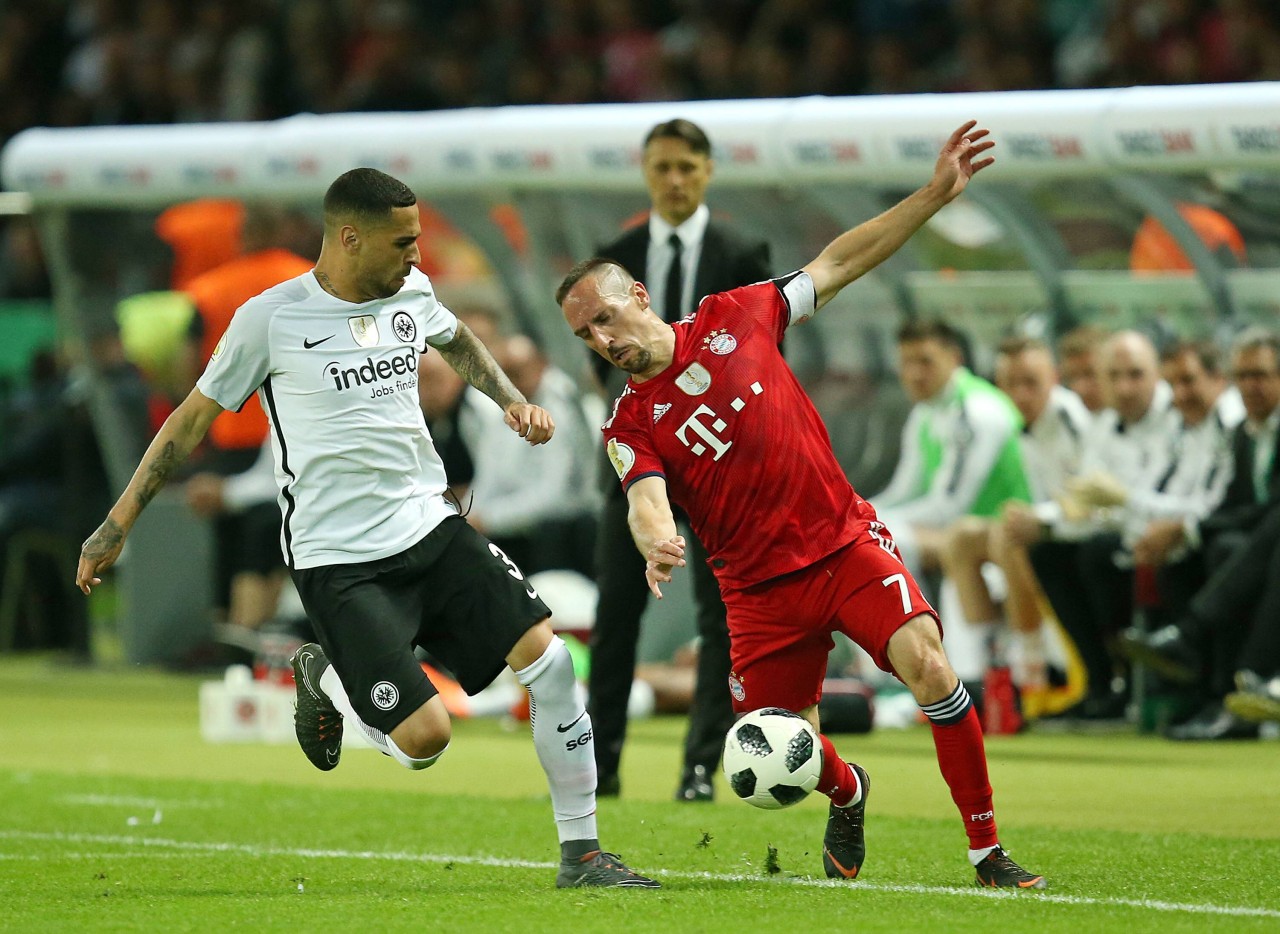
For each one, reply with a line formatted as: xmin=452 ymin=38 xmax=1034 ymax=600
xmin=2 ymin=655 xmax=1278 ymax=932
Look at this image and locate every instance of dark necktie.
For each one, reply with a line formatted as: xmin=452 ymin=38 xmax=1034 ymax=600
xmin=664 ymin=232 xmax=684 ymax=322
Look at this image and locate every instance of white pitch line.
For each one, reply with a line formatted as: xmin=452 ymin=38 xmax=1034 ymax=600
xmin=59 ymin=794 xmax=219 ymax=809
xmin=1 ymin=830 xmax=1276 ymax=920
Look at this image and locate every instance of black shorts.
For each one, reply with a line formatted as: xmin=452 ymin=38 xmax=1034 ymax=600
xmin=290 ymin=516 xmax=551 ymax=734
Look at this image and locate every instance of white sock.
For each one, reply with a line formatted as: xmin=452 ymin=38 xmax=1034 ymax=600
xmin=319 ymin=663 xmax=391 ymax=755
xmin=838 ymin=763 xmax=863 ymax=808
xmin=515 ymin=635 xmax=598 ymax=845
xmin=938 ymin=578 xmax=995 ymax=682
xmin=1009 ymin=629 xmax=1047 ymax=689
xmin=969 ymin=844 xmax=998 ymax=866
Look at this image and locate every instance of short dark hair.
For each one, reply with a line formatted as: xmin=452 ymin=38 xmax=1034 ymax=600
xmin=555 ymin=257 xmax=631 ymax=306
xmin=323 ymin=167 xmax=416 ymax=225
xmin=896 ymin=318 xmax=966 ymax=352
xmin=1161 ymin=338 xmax=1223 ymax=376
xmin=996 ymin=335 xmax=1052 ymax=359
xmin=1232 ymin=326 xmax=1280 ymax=365
xmin=643 ymin=119 xmax=711 ymax=157
xmin=1057 ymin=324 xmax=1108 ymax=359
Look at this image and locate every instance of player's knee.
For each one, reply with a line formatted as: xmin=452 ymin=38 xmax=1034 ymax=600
xmin=889 ymin=616 xmax=953 ymax=696
xmin=388 ymin=699 xmax=452 ymax=765
xmin=941 ymin=518 xmax=986 ymax=568
xmin=387 ymin=734 xmax=449 ymax=770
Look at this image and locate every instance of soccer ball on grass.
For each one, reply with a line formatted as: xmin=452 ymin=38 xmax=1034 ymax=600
xmin=722 ymin=707 xmax=822 ymax=809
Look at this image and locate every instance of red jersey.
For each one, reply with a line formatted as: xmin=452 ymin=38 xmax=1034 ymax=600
xmin=602 ymin=274 xmax=878 ymax=589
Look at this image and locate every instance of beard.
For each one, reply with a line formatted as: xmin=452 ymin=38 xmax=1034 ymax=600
xmin=613 ymin=346 xmax=652 ymax=374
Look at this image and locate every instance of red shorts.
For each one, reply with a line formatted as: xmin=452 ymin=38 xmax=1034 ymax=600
xmin=722 ymin=531 xmax=938 ymax=713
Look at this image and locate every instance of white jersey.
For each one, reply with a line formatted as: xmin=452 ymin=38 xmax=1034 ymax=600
xmin=1126 ymin=386 xmax=1243 ymax=528
xmin=1022 ymin=385 xmax=1093 ymax=502
xmin=197 ymin=267 xmax=460 ymax=569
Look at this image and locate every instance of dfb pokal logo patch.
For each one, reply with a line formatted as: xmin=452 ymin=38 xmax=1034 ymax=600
xmin=348 ymin=315 xmax=379 ymax=348
xmin=392 ymin=311 xmax=416 ymax=343
xmin=371 ymin=681 xmax=399 ymax=710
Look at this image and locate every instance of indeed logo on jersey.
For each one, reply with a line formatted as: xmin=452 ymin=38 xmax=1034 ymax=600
xmin=324 ymin=350 xmax=418 ymax=399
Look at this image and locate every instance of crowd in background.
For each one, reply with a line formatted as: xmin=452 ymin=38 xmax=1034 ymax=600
xmin=2 ymin=0 xmax=1280 ymax=156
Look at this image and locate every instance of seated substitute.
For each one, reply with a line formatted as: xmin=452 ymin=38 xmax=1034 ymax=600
xmin=1122 ymin=329 xmax=1280 ymax=740
xmin=936 ymin=335 xmax=1092 ymax=700
xmin=872 ymin=318 xmax=1032 ymax=587
xmin=1009 ymin=331 xmax=1182 ymax=719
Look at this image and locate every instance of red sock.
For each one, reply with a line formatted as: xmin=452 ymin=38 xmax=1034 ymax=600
xmin=816 ymin=733 xmax=859 ymax=807
xmin=929 ymin=705 xmax=998 ymax=849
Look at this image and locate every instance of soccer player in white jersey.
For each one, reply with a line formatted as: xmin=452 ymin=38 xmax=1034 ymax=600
xmin=76 ymin=168 xmax=658 ymax=890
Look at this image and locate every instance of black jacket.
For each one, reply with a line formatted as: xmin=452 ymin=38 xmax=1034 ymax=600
xmin=1199 ymin=419 xmax=1280 ymax=542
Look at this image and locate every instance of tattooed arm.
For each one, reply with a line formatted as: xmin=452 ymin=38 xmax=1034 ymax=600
xmin=77 ymin=388 xmax=224 ymax=594
xmin=435 ymin=321 xmax=555 ymax=445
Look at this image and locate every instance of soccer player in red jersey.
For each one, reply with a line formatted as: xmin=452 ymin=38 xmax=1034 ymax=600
xmin=558 ymin=121 xmax=1045 ymax=890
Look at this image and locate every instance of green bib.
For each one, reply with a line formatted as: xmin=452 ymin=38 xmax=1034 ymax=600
xmin=916 ymin=370 xmax=1032 ymax=518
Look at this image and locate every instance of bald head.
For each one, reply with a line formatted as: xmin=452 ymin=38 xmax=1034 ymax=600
xmin=1101 ymin=330 xmax=1161 ymax=423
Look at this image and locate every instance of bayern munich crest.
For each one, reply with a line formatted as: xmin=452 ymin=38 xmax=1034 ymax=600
xmin=704 ymin=329 xmax=737 ymax=355
xmin=728 ymin=672 xmax=746 ymax=703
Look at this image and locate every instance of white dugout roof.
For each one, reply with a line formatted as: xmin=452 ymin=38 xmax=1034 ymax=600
xmin=3 ymin=83 xmax=1280 ymax=204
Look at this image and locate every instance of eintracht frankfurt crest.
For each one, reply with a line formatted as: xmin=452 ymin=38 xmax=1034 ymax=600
xmin=391 ymin=311 xmax=416 ymax=343
xmin=348 ymin=315 xmax=380 ymax=347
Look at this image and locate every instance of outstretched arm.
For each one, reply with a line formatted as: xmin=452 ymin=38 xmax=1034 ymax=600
xmin=435 ymin=321 xmax=554 ymax=445
xmin=77 ymin=387 xmax=224 ymax=593
xmin=803 ymin=120 xmax=995 ymax=310
xmin=625 ymin=476 xmax=685 ymax=599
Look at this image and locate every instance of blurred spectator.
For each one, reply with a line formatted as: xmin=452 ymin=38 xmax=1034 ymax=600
xmin=183 ymin=438 xmax=288 ymax=643
xmin=460 ymin=332 xmax=599 ymax=577
xmin=0 ymin=329 xmax=148 ymax=655
xmin=936 ymin=336 xmax=1092 ymax=705
xmin=872 ymin=318 xmax=1032 ymax=584
xmin=154 ymin=199 xmax=244 ymax=291
xmin=1056 ymin=324 xmax=1109 ymax=415
xmin=1122 ymin=327 xmax=1280 ymax=739
xmin=1018 ymin=330 xmax=1180 ymax=719
xmin=0 ymin=218 xmax=52 ymax=300
xmin=418 ymin=344 xmax=475 ymax=502
xmin=178 ymin=203 xmax=315 ymax=459
xmin=177 ymin=203 xmax=315 ymax=637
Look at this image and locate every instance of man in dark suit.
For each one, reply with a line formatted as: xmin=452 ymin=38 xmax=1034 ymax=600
xmin=590 ymin=118 xmax=771 ymax=801
xmin=1122 ymin=327 xmax=1280 ymax=739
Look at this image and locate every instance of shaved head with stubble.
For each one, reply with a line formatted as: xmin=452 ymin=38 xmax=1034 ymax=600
xmin=558 ymin=257 xmax=676 ymax=382
xmin=1101 ymin=330 xmax=1161 ymax=424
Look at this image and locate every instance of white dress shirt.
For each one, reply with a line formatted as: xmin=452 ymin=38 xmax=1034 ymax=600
xmin=646 ymin=203 xmax=709 ymax=321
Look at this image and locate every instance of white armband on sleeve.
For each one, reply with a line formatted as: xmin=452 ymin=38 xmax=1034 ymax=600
xmin=773 ymin=271 xmax=817 ymax=325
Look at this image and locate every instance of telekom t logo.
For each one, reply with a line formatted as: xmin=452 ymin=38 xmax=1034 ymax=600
xmin=674 ymin=381 xmax=764 ymax=460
